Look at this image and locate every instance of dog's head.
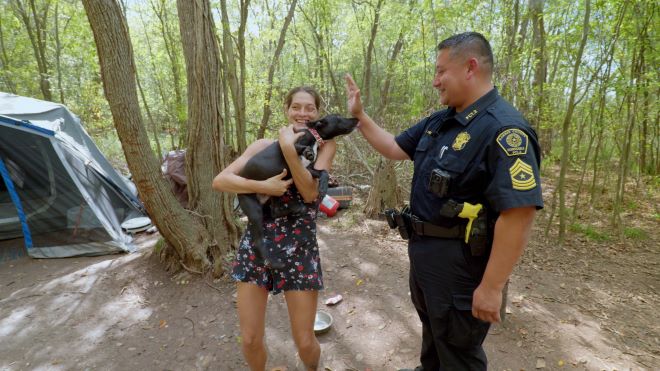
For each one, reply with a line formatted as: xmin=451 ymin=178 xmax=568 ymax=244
xmin=306 ymin=114 xmax=359 ymax=140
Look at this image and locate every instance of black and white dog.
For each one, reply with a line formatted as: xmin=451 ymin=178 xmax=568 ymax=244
xmin=238 ymin=115 xmax=358 ymax=269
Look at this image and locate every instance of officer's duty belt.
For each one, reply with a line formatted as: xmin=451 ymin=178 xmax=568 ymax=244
xmin=410 ymin=216 xmax=464 ymax=239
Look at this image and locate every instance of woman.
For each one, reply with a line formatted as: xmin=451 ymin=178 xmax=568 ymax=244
xmin=212 ymin=86 xmax=335 ymax=371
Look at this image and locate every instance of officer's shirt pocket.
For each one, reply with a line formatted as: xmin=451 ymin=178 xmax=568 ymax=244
xmin=437 ymin=152 xmax=487 ymax=197
xmin=437 ymin=152 xmax=468 ymax=176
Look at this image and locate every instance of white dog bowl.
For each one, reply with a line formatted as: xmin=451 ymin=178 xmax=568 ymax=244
xmin=314 ymin=310 xmax=333 ymax=334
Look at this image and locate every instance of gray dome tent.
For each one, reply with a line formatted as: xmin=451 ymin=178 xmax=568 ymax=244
xmin=0 ymin=92 xmax=147 ymax=258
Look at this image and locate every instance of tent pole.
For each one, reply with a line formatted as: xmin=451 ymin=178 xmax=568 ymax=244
xmin=0 ymin=156 xmax=33 ymax=250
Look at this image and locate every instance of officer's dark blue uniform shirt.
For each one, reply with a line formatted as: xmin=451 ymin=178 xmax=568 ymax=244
xmin=395 ymin=88 xmax=544 ymax=227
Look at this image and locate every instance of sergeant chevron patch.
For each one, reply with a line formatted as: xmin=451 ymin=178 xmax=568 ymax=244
xmin=509 ymin=158 xmax=536 ymax=190
xmin=497 ymin=128 xmax=528 ymax=156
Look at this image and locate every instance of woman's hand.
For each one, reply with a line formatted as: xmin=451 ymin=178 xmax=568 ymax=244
xmin=261 ymin=169 xmax=293 ymax=196
xmin=278 ymin=125 xmax=305 ymax=151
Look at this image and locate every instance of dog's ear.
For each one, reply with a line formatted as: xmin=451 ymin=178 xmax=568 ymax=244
xmin=306 ymin=117 xmax=325 ymax=129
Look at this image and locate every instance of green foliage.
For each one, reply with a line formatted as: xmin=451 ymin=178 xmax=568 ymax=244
xmin=0 ymin=0 xmax=656 ymax=225
xmin=570 ymin=223 xmax=611 ymax=241
xmin=623 ymin=227 xmax=648 ymax=240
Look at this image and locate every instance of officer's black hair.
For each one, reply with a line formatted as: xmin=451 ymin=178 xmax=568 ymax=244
xmin=437 ymin=32 xmax=494 ymax=75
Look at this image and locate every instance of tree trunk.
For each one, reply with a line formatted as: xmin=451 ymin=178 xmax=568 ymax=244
xmin=363 ymin=158 xmax=402 ymax=218
xmin=257 ymin=0 xmax=298 ymax=139
xmin=138 ymin=10 xmax=177 ymax=150
xmin=529 ymin=0 xmax=547 ymax=149
xmin=83 ymin=0 xmax=226 ymax=276
xmin=152 ymin=0 xmax=186 ymax=148
xmin=177 ymin=0 xmax=240 ymax=270
xmin=499 ymin=0 xmax=521 ymax=101
xmin=136 ymin=71 xmax=163 ymax=158
xmin=299 ymin=6 xmax=342 ymax=110
xmin=378 ymin=30 xmax=404 ymax=117
xmin=219 ymin=0 xmax=249 ymax=154
xmin=53 ymin=2 xmax=67 ymax=104
xmin=362 ymin=0 xmax=384 ymax=108
xmin=0 ymin=15 xmax=17 ymax=93
xmin=557 ymin=0 xmax=590 ymax=243
xmin=11 ymin=0 xmax=53 ymax=101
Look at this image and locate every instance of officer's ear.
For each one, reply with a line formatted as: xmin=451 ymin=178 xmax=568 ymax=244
xmin=466 ymin=57 xmax=479 ymax=80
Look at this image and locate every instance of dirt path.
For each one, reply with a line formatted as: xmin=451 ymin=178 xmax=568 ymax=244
xmin=1 ymin=210 xmax=658 ymax=370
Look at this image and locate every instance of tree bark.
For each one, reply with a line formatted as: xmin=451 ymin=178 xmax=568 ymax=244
xmin=363 ymin=158 xmax=402 ymax=218
xmin=177 ymin=0 xmax=240 ymax=269
xmin=83 ymin=0 xmax=226 ymax=276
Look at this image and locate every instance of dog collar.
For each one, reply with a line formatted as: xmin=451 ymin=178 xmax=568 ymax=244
xmin=308 ymin=128 xmax=325 ymax=146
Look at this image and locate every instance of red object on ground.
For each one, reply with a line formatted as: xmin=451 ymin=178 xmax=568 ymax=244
xmin=319 ymin=195 xmax=339 ymax=217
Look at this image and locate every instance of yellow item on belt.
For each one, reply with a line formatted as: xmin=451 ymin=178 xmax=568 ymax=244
xmin=458 ymin=202 xmax=483 ymax=243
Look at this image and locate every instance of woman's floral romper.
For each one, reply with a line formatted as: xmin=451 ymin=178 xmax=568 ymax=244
xmin=231 ymin=186 xmax=324 ymax=294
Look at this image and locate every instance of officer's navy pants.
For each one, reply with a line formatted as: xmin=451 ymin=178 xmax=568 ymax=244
xmin=408 ymin=236 xmax=491 ymax=371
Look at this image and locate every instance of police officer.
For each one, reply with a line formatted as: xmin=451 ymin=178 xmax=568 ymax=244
xmin=345 ymin=32 xmax=543 ymax=370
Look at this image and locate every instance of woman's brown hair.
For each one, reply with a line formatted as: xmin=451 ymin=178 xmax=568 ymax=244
xmin=283 ymin=86 xmax=321 ymax=110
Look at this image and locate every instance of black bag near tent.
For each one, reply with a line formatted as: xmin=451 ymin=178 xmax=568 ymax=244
xmin=0 ymin=92 xmax=148 ymax=258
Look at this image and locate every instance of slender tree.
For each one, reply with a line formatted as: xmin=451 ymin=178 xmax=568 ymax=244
xmin=556 ymin=0 xmax=590 ymax=243
xmin=11 ymin=0 xmax=53 ymax=101
xmin=257 ymin=0 xmax=298 ymax=139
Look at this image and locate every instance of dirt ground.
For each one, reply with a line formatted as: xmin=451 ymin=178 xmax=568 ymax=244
xmin=1 ymin=185 xmax=658 ymax=371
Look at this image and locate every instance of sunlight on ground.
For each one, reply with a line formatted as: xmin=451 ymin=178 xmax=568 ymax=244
xmin=0 ymin=253 xmax=153 ymax=371
xmin=520 ymin=299 xmax=639 ymax=370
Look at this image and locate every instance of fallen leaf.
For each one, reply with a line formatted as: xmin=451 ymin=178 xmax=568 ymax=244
xmin=356 ymin=279 xmax=363 ymax=286
xmin=159 ymin=320 xmax=167 ymax=328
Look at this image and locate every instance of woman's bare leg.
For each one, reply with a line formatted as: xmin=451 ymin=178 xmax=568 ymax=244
xmin=283 ymin=290 xmax=320 ymax=370
xmin=237 ymin=282 xmax=269 ymax=371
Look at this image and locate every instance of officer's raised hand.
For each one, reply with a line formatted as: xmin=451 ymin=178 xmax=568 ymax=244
xmin=345 ymin=73 xmax=364 ymax=119
xmin=344 ymin=73 xmax=409 ymax=160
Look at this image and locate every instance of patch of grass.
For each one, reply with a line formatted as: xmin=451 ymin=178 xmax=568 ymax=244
xmin=627 ymin=200 xmax=639 ymax=210
xmin=333 ymin=209 xmax=360 ymax=229
xmin=570 ymin=223 xmax=611 ymax=241
xmin=154 ymin=237 xmax=165 ymax=254
xmin=624 ymin=227 xmax=648 ymax=240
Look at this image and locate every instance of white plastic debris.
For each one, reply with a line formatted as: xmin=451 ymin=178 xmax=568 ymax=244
xmin=324 ymin=294 xmax=343 ymax=306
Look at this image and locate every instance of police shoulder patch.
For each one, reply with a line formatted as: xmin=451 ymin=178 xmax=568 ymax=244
xmin=497 ymin=128 xmax=528 ymax=156
xmin=509 ymin=158 xmax=537 ymax=190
